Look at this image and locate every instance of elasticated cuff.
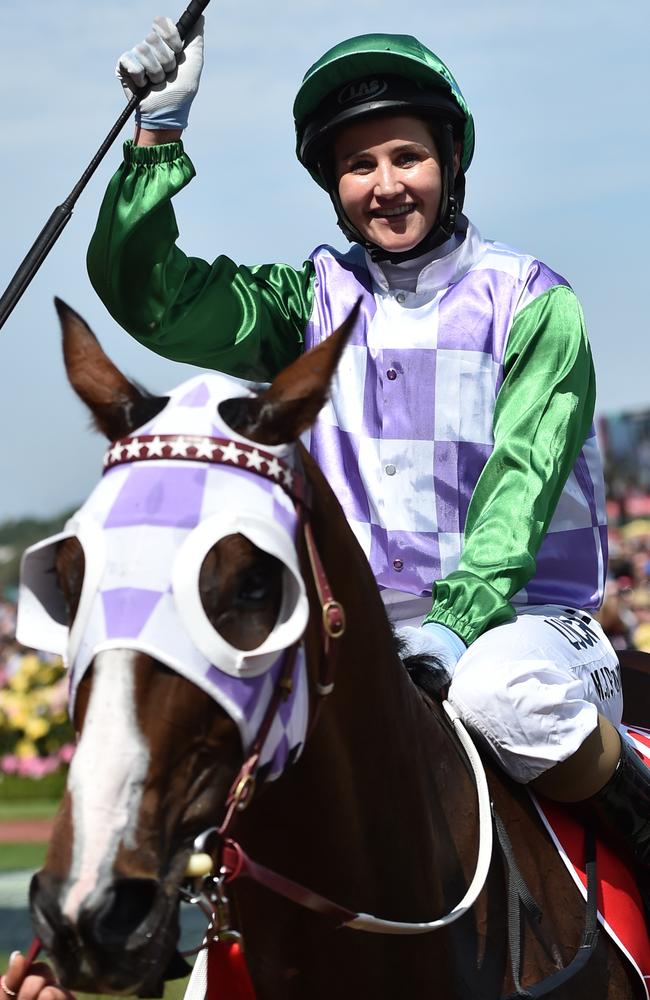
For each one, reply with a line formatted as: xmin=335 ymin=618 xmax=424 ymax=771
xmin=422 ymin=608 xmax=483 ymax=647
xmin=123 ymin=138 xmax=186 ymax=166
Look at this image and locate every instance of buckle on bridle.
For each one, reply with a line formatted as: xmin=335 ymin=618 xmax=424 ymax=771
xmin=232 ymin=771 xmax=256 ymax=812
xmin=322 ymin=599 xmax=346 ymax=638
xmin=179 ymin=868 xmax=241 ymax=956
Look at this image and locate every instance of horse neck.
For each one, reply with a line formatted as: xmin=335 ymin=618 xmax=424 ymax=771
xmin=238 ymin=453 xmax=478 ymax=919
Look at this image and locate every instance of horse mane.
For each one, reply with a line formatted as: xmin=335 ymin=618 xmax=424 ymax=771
xmin=393 ymin=630 xmax=449 ymax=701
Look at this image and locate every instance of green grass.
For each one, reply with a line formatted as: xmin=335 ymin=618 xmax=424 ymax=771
xmin=0 ymin=772 xmax=67 ymax=804
xmin=0 ymin=799 xmax=59 ymax=821
xmin=0 ymin=843 xmax=47 ymax=872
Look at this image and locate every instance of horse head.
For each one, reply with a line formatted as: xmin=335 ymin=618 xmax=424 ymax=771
xmin=20 ymin=298 xmax=358 ymax=994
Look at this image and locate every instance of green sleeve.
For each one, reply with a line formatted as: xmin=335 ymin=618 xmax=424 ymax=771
xmin=87 ymin=140 xmax=315 ymax=381
xmin=424 ymin=284 xmax=596 ymax=645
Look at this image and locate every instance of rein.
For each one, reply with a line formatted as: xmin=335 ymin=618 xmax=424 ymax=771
xmin=105 ymin=432 xmax=493 ymax=933
xmin=63 ymin=428 xmax=494 ymax=1000
xmin=177 ymin=701 xmax=493 ymax=1000
xmin=22 ymin=428 xmax=595 ymax=998
xmin=189 ymin=700 xmax=492 ymax=936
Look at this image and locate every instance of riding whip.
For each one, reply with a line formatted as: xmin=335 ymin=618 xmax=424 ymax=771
xmin=0 ymin=0 xmax=211 ymax=332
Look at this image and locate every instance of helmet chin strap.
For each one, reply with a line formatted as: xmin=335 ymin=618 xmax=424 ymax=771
xmin=322 ymin=122 xmax=464 ymax=265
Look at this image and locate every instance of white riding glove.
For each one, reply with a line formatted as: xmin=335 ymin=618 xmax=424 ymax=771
xmin=116 ymin=15 xmax=205 ymax=130
xmin=397 ymin=621 xmax=466 ymax=676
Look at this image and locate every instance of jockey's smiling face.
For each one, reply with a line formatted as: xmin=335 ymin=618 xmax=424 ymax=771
xmin=333 ymin=114 xmax=458 ymax=254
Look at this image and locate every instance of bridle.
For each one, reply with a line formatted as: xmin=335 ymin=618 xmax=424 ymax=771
xmin=102 ymin=431 xmax=346 ymax=812
xmin=22 ymin=428 xmax=492 ymax=994
xmin=103 ymin=429 xmax=492 ymax=936
xmin=20 ymin=424 xmax=604 ymax=1000
xmin=106 ymin=429 xmax=491 ymax=927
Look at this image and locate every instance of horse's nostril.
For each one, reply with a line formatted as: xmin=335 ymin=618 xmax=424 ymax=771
xmin=30 ymin=870 xmax=65 ymax=949
xmin=94 ymin=879 xmax=159 ymax=941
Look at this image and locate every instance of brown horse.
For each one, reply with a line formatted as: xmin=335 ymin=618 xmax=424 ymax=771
xmin=22 ymin=299 xmax=644 ymax=999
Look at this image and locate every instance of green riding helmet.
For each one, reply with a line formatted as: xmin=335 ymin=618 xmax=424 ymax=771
xmin=293 ymin=33 xmax=475 ymax=262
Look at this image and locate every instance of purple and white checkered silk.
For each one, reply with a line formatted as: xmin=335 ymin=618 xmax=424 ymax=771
xmin=18 ymin=373 xmax=310 ymax=781
xmin=303 ymin=221 xmax=607 ymax=610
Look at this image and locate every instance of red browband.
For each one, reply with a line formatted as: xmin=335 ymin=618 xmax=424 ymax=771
xmin=102 ymin=433 xmax=308 ymax=506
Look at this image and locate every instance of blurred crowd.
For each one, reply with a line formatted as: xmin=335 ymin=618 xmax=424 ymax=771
xmin=0 ymin=594 xmax=18 ymax=674
xmin=597 ymin=521 xmax=650 ymax=652
xmin=0 ymin=595 xmax=73 ymax=778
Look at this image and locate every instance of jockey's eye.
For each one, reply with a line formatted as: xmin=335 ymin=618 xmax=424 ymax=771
xmin=348 ymin=157 xmax=375 ymax=174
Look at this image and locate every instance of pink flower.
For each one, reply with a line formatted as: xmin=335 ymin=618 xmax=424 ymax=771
xmin=16 ymin=758 xmax=32 ymax=777
xmin=58 ymin=744 xmax=75 ymax=764
xmin=1 ymin=754 xmax=19 ymax=774
xmin=18 ymin=756 xmax=58 ymax=779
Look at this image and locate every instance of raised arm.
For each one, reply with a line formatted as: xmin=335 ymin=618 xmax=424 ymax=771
xmin=116 ymin=14 xmax=201 ymax=146
xmin=88 ymin=16 xmax=315 ymax=380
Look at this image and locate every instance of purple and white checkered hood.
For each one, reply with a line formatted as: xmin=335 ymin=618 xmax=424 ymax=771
xmin=17 ymin=373 xmax=310 ymax=780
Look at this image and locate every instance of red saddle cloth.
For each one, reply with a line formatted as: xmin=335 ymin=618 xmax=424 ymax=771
xmin=533 ymin=726 xmax=650 ymax=998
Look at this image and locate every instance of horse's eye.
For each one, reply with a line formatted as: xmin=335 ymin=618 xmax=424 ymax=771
xmin=235 ymin=568 xmax=273 ymax=606
xmin=199 ymin=539 xmax=284 ymax=647
xmin=55 ymin=537 xmax=85 ymax=625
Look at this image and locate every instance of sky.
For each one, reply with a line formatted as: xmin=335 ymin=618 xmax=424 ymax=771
xmin=0 ymin=0 xmax=648 ymax=520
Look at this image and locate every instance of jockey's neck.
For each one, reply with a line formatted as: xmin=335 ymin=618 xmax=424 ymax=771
xmin=377 ymin=217 xmax=467 ymax=293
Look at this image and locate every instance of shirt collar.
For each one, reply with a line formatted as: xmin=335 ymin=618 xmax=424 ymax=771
xmin=365 ymin=216 xmax=483 ymax=296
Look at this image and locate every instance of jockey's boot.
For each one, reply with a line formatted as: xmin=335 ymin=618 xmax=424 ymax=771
xmin=584 ymin=737 xmax=650 ymax=911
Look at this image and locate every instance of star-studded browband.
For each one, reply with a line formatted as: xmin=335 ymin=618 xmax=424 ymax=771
xmin=103 ymin=434 xmax=309 ymax=507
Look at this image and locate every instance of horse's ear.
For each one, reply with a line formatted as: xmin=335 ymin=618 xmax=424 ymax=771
xmin=55 ymin=298 xmax=167 ymax=440
xmin=221 ymin=300 xmax=361 ymax=446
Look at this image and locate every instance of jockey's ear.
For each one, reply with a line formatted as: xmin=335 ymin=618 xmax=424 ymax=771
xmin=55 ymin=298 xmax=167 ymax=440
xmin=222 ymin=300 xmax=361 ymax=447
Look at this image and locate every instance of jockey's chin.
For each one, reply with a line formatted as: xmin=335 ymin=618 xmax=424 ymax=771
xmin=333 ymin=114 xmax=445 ymax=254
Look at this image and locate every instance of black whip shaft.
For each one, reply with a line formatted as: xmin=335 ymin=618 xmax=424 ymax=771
xmin=0 ymin=0 xmax=211 ymax=332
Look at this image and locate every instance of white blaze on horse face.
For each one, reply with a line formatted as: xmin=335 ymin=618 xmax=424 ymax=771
xmin=63 ymin=649 xmax=150 ymax=923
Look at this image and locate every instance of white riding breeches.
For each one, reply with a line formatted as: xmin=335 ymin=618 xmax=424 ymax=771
xmin=446 ymin=605 xmax=622 ymax=783
xmin=381 ymin=592 xmax=622 ymax=784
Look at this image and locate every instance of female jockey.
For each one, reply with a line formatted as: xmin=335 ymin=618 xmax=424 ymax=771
xmin=4 ymin=16 xmax=650 ymax=1000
